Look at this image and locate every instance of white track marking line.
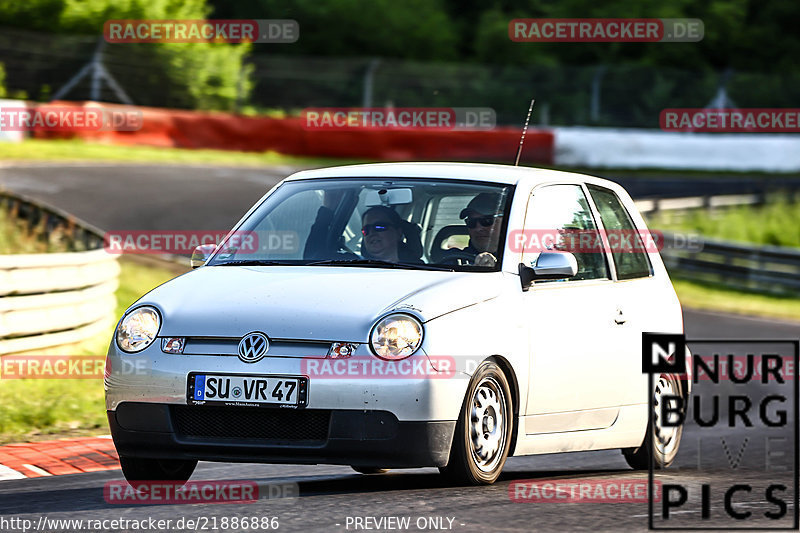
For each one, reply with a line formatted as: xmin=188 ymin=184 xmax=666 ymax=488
xmin=22 ymin=464 xmax=51 ymax=476
xmin=0 ymin=464 xmax=25 ymax=481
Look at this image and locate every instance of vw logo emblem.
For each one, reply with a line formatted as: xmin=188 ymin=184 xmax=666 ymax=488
xmin=238 ymin=332 xmax=269 ymax=363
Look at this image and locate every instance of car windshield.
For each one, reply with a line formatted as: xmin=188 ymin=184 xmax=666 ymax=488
xmin=207 ymin=177 xmax=513 ymax=271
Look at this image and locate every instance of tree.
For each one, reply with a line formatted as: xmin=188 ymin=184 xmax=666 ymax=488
xmin=210 ymin=0 xmax=458 ymax=61
xmin=0 ymin=0 xmax=251 ymax=110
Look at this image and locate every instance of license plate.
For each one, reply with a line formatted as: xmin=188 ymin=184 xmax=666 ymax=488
xmin=187 ymin=373 xmax=307 ymax=408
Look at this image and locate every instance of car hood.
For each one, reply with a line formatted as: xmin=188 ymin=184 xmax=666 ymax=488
xmin=138 ymin=266 xmax=503 ymax=341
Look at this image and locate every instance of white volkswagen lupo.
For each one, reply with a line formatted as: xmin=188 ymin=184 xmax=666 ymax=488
xmin=106 ymin=163 xmax=690 ymax=485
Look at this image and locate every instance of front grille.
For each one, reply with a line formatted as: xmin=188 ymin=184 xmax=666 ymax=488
xmin=171 ymin=406 xmax=331 ymax=442
xmin=181 ymin=338 xmax=329 ymax=358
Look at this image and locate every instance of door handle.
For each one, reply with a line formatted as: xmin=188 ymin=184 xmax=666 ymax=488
xmin=614 ymin=308 xmax=626 ymax=325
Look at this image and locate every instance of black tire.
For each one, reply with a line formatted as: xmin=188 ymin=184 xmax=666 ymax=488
xmin=351 ymin=466 xmax=390 ymax=475
xmin=439 ymin=361 xmax=513 ymax=485
xmin=623 ymin=373 xmax=685 ymax=470
xmin=119 ymin=455 xmax=197 ymax=489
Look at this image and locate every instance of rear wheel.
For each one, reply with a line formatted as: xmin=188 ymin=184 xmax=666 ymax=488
xmin=351 ymin=466 xmax=390 ymax=475
xmin=623 ymin=373 xmax=685 ymax=470
xmin=119 ymin=456 xmax=197 ymax=489
xmin=439 ymin=361 xmax=513 ymax=485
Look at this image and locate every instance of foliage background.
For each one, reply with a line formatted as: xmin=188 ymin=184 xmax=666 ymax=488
xmin=0 ymin=0 xmax=251 ymax=110
xmin=0 ymin=0 xmax=797 ymax=118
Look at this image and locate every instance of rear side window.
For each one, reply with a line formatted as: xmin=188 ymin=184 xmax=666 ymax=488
xmin=587 ymin=185 xmax=652 ymax=280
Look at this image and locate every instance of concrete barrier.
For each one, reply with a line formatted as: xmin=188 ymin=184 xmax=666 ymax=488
xmin=32 ymin=101 xmax=555 ymax=164
xmin=0 ymin=194 xmax=119 ymax=355
xmin=553 ymin=127 xmax=800 ymax=172
xmin=0 ymin=99 xmax=26 ymax=142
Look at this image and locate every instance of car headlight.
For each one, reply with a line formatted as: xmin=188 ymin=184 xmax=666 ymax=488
xmin=369 ymin=313 xmax=423 ymax=360
xmin=116 ymin=306 xmax=161 ymax=353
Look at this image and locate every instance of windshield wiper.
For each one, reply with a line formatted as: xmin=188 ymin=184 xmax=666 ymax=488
xmin=212 ymin=259 xmax=289 ymax=266
xmin=306 ymin=259 xmax=453 ymax=271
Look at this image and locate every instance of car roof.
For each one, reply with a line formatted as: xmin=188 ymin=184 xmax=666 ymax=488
xmin=285 ymin=162 xmax=622 ymax=191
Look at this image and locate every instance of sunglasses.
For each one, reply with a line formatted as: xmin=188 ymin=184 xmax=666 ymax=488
xmin=361 ymin=223 xmax=395 ymax=236
xmin=465 ymin=214 xmax=502 ymax=229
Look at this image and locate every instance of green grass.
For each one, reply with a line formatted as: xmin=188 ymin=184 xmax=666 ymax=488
xmin=0 ymin=138 xmax=359 ymax=167
xmin=0 ymin=258 xmax=183 ymax=444
xmin=113 ymin=257 xmax=187 ymax=319
xmin=673 ymin=278 xmax=800 ymax=322
xmin=648 ymin=195 xmax=800 ymax=247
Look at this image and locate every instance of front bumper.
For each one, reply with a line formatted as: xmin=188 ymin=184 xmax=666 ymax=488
xmin=105 ymin=344 xmax=470 ymax=422
xmin=109 ymin=402 xmax=456 ymax=468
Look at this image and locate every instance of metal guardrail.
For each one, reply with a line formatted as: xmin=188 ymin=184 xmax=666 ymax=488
xmin=634 ymin=193 xmax=763 ymax=214
xmin=659 ymin=233 xmax=800 ymax=295
xmin=0 ymin=192 xmax=119 ymax=355
xmin=635 ymin=193 xmax=800 ymax=295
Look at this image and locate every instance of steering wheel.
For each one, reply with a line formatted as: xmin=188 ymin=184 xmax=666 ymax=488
xmin=334 ymin=237 xmax=359 ymax=258
xmin=439 ymin=251 xmax=476 ymax=265
xmin=334 ymin=248 xmax=360 ymax=260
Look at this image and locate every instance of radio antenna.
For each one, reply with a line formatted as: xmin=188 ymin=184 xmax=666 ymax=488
xmin=514 ymin=99 xmax=535 ymax=166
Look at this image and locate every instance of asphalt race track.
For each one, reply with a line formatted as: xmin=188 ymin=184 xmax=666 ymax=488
xmin=0 ymin=163 xmax=798 ymax=532
xmin=0 ymin=163 xmax=295 ymax=233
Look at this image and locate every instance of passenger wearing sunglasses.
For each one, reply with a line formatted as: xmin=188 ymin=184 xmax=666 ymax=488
xmin=361 ymin=206 xmax=403 ymax=262
xmin=303 ymin=190 xmax=423 ymax=262
xmin=442 ymin=192 xmax=505 ymax=264
xmin=360 ymin=206 xmax=423 ymax=263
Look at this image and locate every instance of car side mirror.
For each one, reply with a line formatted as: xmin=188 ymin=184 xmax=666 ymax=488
xmin=191 ymin=244 xmax=217 ymax=269
xmin=518 ymin=252 xmax=578 ymax=290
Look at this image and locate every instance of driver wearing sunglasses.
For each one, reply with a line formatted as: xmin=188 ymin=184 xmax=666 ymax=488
xmin=442 ymin=192 xmax=505 ymax=264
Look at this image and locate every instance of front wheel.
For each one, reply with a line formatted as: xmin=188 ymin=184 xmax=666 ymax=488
xmin=623 ymin=373 xmax=685 ymax=470
xmin=439 ymin=361 xmax=513 ymax=485
xmin=119 ymin=456 xmax=197 ymax=489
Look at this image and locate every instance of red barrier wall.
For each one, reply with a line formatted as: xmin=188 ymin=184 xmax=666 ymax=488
xmin=31 ymin=102 xmax=554 ymax=164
